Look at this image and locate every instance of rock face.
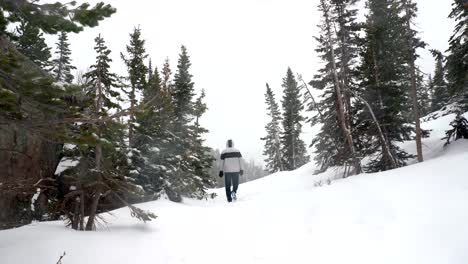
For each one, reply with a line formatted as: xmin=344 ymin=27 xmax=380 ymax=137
xmin=0 ymin=36 xmax=62 ymax=229
xmin=0 ymin=126 xmax=61 ymax=229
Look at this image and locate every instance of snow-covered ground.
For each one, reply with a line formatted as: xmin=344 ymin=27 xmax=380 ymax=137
xmin=1 ymin=113 xmax=468 ymax=264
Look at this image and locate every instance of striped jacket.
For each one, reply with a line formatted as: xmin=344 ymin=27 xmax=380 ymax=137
xmin=220 ymin=147 xmax=243 ymax=173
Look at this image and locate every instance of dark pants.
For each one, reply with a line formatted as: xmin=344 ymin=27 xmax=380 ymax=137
xmin=224 ymin=172 xmax=239 ymax=202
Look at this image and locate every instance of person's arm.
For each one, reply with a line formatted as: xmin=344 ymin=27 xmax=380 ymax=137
xmin=219 ymin=151 xmax=225 ymax=177
xmin=238 ymin=152 xmax=244 ymax=176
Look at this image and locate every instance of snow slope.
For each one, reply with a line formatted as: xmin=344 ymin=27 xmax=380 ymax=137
xmin=1 ymin=114 xmax=468 ymax=264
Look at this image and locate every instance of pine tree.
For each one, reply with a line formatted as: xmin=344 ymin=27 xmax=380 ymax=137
xmin=401 ymin=0 xmax=426 ymax=162
xmin=0 ymin=1 xmax=152 ymax=229
xmin=1 ymin=1 xmax=115 ymax=35
xmin=167 ymin=45 xmax=213 ymax=200
xmin=161 ymin=57 xmax=173 ymax=93
xmin=77 ymin=34 xmax=153 ymax=230
xmin=133 ymin=65 xmax=177 ymax=197
xmin=445 ymin=0 xmax=468 ymax=110
xmin=430 ymin=50 xmax=449 ymax=111
xmin=14 ymin=21 xmax=51 ymax=69
xmin=173 ymin=46 xmax=194 ymax=125
xmin=417 ymin=73 xmax=431 ymax=117
xmin=121 ymin=26 xmax=148 ymax=147
xmin=280 ymin=67 xmax=309 ymax=170
xmin=309 ymin=0 xmax=362 ymax=175
xmin=356 ymin=0 xmax=414 ymax=172
xmin=190 ymin=90 xmax=216 ymax=194
xmin=51 ymin=32 xmax=76 ymax=83
xmin=261 ymin=83 xmax=284 ymax=173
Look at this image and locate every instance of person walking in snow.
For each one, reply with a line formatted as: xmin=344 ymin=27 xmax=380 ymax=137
xmin=219 ymin=139 xmax=244 ymax=202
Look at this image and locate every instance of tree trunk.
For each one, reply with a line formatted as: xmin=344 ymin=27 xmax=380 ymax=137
xmin=404 ymin=0 xmax=423 ymax=162
xmin=79 ymin=191 xmax=84 ymax=231
xmin=85 ymin=190 xmax=101 ymax=231
xmin=85 ymin=66 xmax=104 ymax=231
xmin=321 ymin=0 xmax=361 ymax=175
xmin=128 ymin=86 xmax=135 ymax=147
xmin=72 ymin=197 xmax=80 ymax=230
xmin=335 ymin=4 xmax=361 ymax=174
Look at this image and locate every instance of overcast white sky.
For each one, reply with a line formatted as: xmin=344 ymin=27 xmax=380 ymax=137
xmin=47 ymin=0 xmax=454 ymax=165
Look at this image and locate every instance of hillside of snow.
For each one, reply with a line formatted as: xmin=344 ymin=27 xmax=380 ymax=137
xmin=1 ymin=112 xmax=468 ymax=264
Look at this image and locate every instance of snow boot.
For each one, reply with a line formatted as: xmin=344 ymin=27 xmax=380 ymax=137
xmin=231 ymin=192 xmax=237 ymax=201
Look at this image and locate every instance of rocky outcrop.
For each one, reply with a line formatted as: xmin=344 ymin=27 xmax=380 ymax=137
xmin=0 ymin=36 xmax=62 ymax=229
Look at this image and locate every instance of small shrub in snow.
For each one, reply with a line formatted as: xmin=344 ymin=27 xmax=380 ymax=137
xmin=443 ymin=114 xmax=468 ymax=146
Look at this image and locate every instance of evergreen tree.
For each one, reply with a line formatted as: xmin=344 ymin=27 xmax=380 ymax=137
xmin=261 ymin=83 xmax=284 ymax=173
xmin=445 ymin=0 xmax=468 ymax=109
xmin=0 ymin=1 xmax=155 ymax=230
xmin=14 ymin=21 xmax=51 ymax=69
xmin=401 ymin=0 xmax=426 ymax=162
xmin=167 ymin=45 xmax=213 ymax=200
xmin=76 ymin=34 xmax=152 ymax=230
xmin=133 ymin=65 xmax=177 ymax=197
xmin=190 ymin=90 xmax=216 ymax=194
xmin=356 ymin=0 xmax=414 ymax=172
xmin=121 ymin=26 xmax=148 ymax=147
xmin=309 ymin=0 xmax=362 ymax=175
xmin=173 ymin=46 xmax=194 ymax=124
xmin=51 ymin=32 xmax=76 ymax=83
xmin=430 ymin=50 xmax=449 ymax=111
xmin=1 ymin=1 xmax=115 ymax=35
xmin=161 ymin=57 xmax=173 ymax=93
xmin=417 ymin=73 xmax=431 ymax=117
xmin=280 ymin=67 xmax=309 ymax=170
xmin=148 ymin=58 xmax=153 ymax=81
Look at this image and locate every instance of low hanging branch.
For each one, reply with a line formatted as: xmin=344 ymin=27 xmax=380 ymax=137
xmin=1 ymin=87 xmax=161 ymax=128
xmin=344 ymin=88 xmax=398 ymax=169
xmin=297 ymin=74 xmax=327 ymax=124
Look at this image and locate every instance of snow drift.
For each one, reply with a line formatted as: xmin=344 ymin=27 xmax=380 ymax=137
xmin=1 ymin=113 xmax=468 ymax=264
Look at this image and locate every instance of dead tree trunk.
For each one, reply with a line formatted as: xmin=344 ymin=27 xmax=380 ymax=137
xmin=85 ymin=67 xmax=104 ymax=231
xmin=321 ymin=0 xmax=361 ymax=175
xmin=348 ymin=90 xmax=398 ymax=169
xmin=403 ymin=0 xmax=423 ymax=162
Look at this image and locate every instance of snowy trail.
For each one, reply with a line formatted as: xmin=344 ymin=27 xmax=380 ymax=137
xmin=2 ymin=113 xmax=468 ymax=264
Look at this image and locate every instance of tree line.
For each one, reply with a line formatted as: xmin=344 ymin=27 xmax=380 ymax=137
xmin=0 ymin=1 xmax=214 ymax=230
xmin=262 ymin=0 xmax=467 ymax=176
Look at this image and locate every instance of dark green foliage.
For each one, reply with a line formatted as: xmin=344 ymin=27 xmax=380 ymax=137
xmin=1 ymin=0 xmax=116 ymax=35
xmin=133 ymin=66 xmax=177 ymax=196
xmin=59 ymin=35 xmax=154 ymax=229
xmin=443 ymin=114 xmax=468 ymax=146
xmin=417 ymin=72 xmax=431 ymax=117
xmin=280 ymin=68 xmax=309 ymax=170
xmin=121 ymin=26 xmax=148 ymax=96
xmin=261 ymin=83 xmax=283 ymax=173
xmin=356 ymin=0 xmax=415 ymax=172
xmin=14 ymin=21 xmax=51 ymax=70
xmin=0 ymin=36 xmax=75 ymax=127
xmin=309 ymin=0 xmax=361 ymax=172
xmin=121 ymin=26 xmax=148 ymax=147
xmin=52 ymin=32 xmax=76 ymax=83
xmin=161 ymin=57 xmax=173 ymax=92
xmin=445 ymin=0 xmax=468 ymax=109
xmin=83 ymin=34 xmax=122 ymax=112
xmin=168 ymin=46 xmax=213 ymax=199
xmin=430 ymin=50 xmax=449 ymax=111
xmin=172 ymin=46 xmax=194 ymax=124
xmin=190 ymin=90 xmax=216 ymax=193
